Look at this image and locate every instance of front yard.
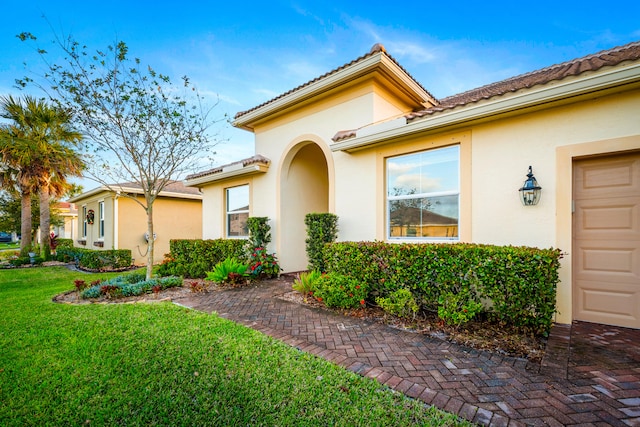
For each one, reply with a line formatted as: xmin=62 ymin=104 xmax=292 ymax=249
xmin=0 ymin=266 xmax=469 ymax=426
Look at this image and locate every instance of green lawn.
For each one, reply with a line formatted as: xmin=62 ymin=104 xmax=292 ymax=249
xmin=0 ymin=267 xmax=470 ymax=426
xmin=0 ymin=242 xmax=19 ymax=253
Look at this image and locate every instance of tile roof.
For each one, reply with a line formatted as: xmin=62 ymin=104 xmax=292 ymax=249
xmin=234 ymin=44 xmax=436 ymax=120
xmin=332 ymin=129 xmax=358 ymax=142
xmin=185 ymin=155 xmax=271 ymax=181
xmin=406 ymin=40 xmax=640 ymax=121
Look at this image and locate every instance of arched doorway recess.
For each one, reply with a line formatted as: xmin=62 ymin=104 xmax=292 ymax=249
xmin=279 ymin=141 xmax=330 ymax=272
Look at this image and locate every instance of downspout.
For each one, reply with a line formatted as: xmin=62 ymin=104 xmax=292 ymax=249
xmin=113 ymin=192 xmax=119 ymax=249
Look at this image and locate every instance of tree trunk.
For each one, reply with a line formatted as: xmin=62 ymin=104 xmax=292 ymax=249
xmin=39 ymin=187 xmax=51 ymax=260
xmin=20 ymin=191 xmax=32 ymax=256
xmin=146 ymin=204 xmax=154 ymax=280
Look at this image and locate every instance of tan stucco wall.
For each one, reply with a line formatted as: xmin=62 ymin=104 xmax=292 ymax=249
xmin=201 ymin=73 xmax=640 ymax=325
xmin=201 ymin=80 xmax=414 ymax=270
xmin=340 ymin=87 xmax=639 ymax=324
xmin=469 ymin=89 xmax=640 ymax=246
xmin=260 ymin=83 xmax=412 ymax=269
xmin=73 ymin=192 xmax=202 ymax=264
xmin=117 ymin=196 xmax=202 ymax=264
xmin=200 ymin=176 xmax=255 ymax=240
xmin=465 ymin=88 xmax=640 ymax=323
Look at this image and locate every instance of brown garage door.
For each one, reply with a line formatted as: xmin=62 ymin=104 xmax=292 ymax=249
xmin=573 ymin=151 xmax=640 ymax=328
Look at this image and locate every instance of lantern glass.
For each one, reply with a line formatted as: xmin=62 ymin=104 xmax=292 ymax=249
xmin=519 ymin=166 xmax=541 ymax=206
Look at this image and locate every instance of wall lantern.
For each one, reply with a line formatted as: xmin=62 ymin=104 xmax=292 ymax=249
xmin=519 ymin=166 xmax=541 ymax=206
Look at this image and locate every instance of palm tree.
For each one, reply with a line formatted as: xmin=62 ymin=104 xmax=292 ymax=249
xmin=35 ymin=143 xmax=85 ymax=259
xmin=0 ymin=137 xmax=39 ymax=254
xmin=0 ymin=95 xmax=84 ymax=258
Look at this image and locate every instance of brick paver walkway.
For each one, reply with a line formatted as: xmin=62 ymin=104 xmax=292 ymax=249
xmin=173 ymin=279 xmax=640 ymax=426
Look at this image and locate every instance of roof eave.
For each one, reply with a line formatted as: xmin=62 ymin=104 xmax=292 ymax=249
xmin=331 ymin=62 xmax=640 ymax=152
xmin=67 ymin=187 xmax=110 ymax=203
xmin=68 ymin=185 xmax=202 ymax=202
xmin=232 ymin=52 xmax=435 ymax=132
xmin=185 ymin=163 xmax=270 ymax=187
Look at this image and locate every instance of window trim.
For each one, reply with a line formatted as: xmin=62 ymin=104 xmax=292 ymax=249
xmin=225 ymin=184 xmax=250 ymax=239
xmin=385 ymin=144 xmax=461 ymax=242
xmin=98 ymin=200 xmax=105 ymax=239
xmin=82 ymin=205 xmax=88 ymax=238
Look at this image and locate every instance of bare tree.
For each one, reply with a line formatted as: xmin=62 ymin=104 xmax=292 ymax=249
xmin=17 ymin=31 xmax=221 ymax=278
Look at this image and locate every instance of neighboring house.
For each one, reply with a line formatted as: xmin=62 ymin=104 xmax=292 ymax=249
xmin=185 ymin=42 xmax=640 ymax=329
xmin=52 ymin=202 xmax=78 ymax=240
xmin=68 ymin=181 xmax=202 ymax=264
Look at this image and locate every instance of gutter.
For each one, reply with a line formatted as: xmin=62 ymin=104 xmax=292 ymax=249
xmin=184 ymin=163 xmax=269 ymax=187
xmin=68 ymin=185 xmax=202 ymax=202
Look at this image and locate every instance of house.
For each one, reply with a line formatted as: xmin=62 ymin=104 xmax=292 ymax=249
xmin=185 ymin=42 xmax=640 ymax=329
xmin=51 ymin=202 xmax=78 ymax=240
xmin=68 ymin=181 xmax=202 ymax=263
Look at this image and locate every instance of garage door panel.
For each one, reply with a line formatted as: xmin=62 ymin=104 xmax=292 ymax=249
xmin=573 ymin=151 xmax=640 ymax=328
xmin=581 ymin=247 xmax=636 ymax=275
xmin=574 ymin=158 xmax=639 ymax=199
xmin=575 ymin=283 xmax=639 ymax=328
xmin=576 ymin=201 xmax=638 ymax=232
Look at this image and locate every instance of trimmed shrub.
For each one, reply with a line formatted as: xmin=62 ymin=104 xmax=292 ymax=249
xmin=313 ymin=272 xmax=368 ymax=309
xmin=376 ymin=288 xmax=419 ymax=319
xmin=55 ymin=247 xmax=131 ymax=271
xmin=246 ymin=217 xmax=271 ymax=250
xmin=304 ymin=213 xmax=338 ymax=272
xmin=323 ymin=241 xmax=562 ymax=335
xmin=9 ymin=256 xmax=43 ymax=267
xmin=55 ymin=246 xmax=90 ymax=263
xmin=437 ymin=290 xmax=484 ymax=327
xmin=78 ymin=249 xmax=132 ymax=270
xmin=157 ymin=239 xmax=246 ymax=279
xmin=55 ymin=239 xmax=74 ymax=250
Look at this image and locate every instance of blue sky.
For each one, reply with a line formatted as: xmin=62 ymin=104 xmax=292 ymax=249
xmin=2 ymin=1 xmax=639 ymax=188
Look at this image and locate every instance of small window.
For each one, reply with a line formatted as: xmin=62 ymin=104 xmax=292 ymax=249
xmin=226 ymin=185 xmax=249 ymax=237
xmin=387 ymin=145 xmax=460 ymax=240
xmin=98 ymin=201 xmax=105 ymax=239
xmin=82 ymin=205 xmax=88 ymax=238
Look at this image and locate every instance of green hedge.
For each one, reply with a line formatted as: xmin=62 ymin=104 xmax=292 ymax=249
xmin=305 ymin=213 xmax=338 ymax=272
xmin=323 ymin=241 xmax=562 ymax=335
xmin=56 ymin=247 xmax=132 ymax=270
xmin=79 ymin=250 xmax=132 ymax=270
xmin=55 ymin=239 xmax=74 ymax=250
xmin=157 ymin=239 xmax=247 ymax=279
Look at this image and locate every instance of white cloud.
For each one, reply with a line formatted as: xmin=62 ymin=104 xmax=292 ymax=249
xmin=291 ymin=3 xmax=325 ymax=26
xmin=387 ymin=161 xmax=419 ymax=174
xmin=395 ymin=174 xmax=442 ymax=192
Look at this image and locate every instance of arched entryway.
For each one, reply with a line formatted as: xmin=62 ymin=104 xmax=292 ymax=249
xmin=279 ymin=141 xmax=330 ymax=272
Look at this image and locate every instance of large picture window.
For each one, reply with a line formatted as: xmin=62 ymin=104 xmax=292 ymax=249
xmin=387 ymin=145 xmax=459 ymax=240
xmin=226 ymin=185 xmax=249 ymax=238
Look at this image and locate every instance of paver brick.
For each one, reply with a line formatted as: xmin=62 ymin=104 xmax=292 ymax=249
xmin=173 ymin=279 xmax=640 ymax=427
